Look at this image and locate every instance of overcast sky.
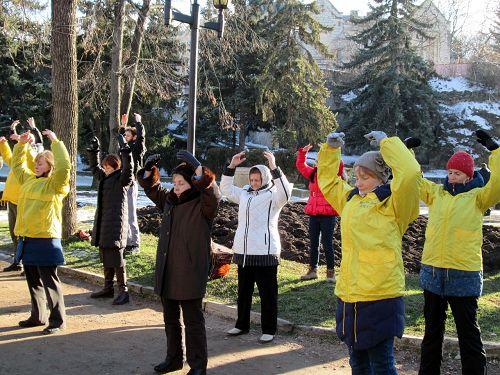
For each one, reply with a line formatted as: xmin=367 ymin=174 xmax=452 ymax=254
xmin=171 ymin=0 xmax=496 ymax=35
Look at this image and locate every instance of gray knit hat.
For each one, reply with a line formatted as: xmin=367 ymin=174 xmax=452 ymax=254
xmin=353 ymin=151 xmax=391 ymax=183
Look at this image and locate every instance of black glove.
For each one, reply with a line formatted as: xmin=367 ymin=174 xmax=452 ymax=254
xmin=86 ymin=136 xmax=100 ymax=152
xmin=476 ymin=130 xmax=499 ymax=151
xmin=116 ymin=133 xmax=131 ymax=153
xmin=176 ymin=150 xmax=201 ymax=169
xmin=144 ymin=154 xmax=161 ymax=171
xmin=404 ymin=137 xmax=421 ymax=149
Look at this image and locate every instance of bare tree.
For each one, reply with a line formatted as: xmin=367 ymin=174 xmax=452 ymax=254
xmin=51 ymin=0 xmax=78 ymax=238
xmin=108 ymin=0 xmax=126 ymax=153
xmin=120 ymin=0 xmax=151 ymax=118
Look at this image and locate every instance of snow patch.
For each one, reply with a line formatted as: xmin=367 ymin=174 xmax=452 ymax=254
xmin=429 ymin=77 xmax=484 ymax=92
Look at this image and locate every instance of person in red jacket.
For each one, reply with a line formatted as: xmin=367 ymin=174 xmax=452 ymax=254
xmin=296 ymin=144 xmax=345 ymax=282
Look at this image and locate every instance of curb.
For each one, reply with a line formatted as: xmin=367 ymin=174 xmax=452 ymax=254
xmin=1 ymin=252 xmax=499 ymax=359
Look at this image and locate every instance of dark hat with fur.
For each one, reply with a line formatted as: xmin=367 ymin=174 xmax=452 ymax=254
xmin=171 ymin=162 xmax=195 ymax=185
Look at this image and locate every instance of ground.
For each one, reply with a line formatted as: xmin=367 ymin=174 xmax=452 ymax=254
xmin=2 ymin=260 xmax=499 ymax=375
xmin=139 ymin=201 xmax=500 ymax=274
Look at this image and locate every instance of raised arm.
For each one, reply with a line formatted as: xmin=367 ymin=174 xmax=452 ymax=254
xmin=44 ymin=130 xmax=71 ymax=195
xmin=0 ymin=137 xmax=13 ymax=166
xmin=12 ymin=132 xmax=35 ymax=184
xmin=263 ymin=151 xmax=291 ymax=208
xmin=377 ymin=135 xmax=421 ymax=229
xmin=317 ymin=132 xmax=353 ymax=215
xmin=137 ymin=155 xmax=168 ymax=211
xmin=475 ymin=130 xmax=500 ymax=211
xmin=220 ymin=151 xmax=246 ymax=204
xmin=296 ymin=144 xmax=315 ymax=179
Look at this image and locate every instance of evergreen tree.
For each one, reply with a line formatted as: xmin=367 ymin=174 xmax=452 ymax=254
xmin=197 ymin=0 xmax=337 ymax=150
xmin=337 ymin=0 xmax=442 ymax=154
xmin=254 ymin=0 xmax=337 ymax=148
xmin=0 ymin=1 xmax=51 ymax=130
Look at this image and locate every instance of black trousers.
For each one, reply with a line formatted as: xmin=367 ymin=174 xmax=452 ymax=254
xmin=161 ymin=297 xmax=207 ymax=370
xmin=103 ymin=266 xmax=127 ymax=292
xmin=24 ymin=265 xmax=66 ymax=328
xmin=235 ymin=265 xmax=278 ymax=335
xmin=419 ymin=290 xmax=486 ymax=375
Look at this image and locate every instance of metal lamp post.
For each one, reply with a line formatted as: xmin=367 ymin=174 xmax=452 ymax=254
xmin=164 ymin=0 xmax=229 ymax=154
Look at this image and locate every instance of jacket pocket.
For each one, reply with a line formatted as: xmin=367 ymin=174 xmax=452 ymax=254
xmin=358 ymin=247 xmax=395 ymax=265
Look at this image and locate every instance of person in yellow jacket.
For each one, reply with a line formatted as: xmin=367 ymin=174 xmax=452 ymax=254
xmin=416 ymin=130 xmax=500 ymax=375
xmin=0 ymin=118 xmax=40 ymax=272
xmin=11 ymin=129 xmax=71 ymax=335
xmin=317 ymin=130 xmax=421 ymax=374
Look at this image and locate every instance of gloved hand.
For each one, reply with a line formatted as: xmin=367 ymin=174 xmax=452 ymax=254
xmin=144 ymin=154 xmax=161 ymax=171
xmin=116 ymin=133 xmax=131 ymax=153
xmin=364 ymin=131 xmax=387 ymax=147
xmin=326 ymin=132 xmax=345 ymax=148
xmin=176 ymin=150 xmax=201 ymax=169
xmin=404 ymin=137 xmax=421 ymax=149
xmin=86 ymin=136 xmax=100 ymax=152
xmin=476 ymin=130 xmax=499 ymax=151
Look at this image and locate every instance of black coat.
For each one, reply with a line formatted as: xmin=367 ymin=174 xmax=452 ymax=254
xmin=120 ymin=121 xmax=146 ymax=175
xmin=89 ymin=150 xmax=134 ymax=249
xmin=137 ymin=166 xmax=221 ymax=300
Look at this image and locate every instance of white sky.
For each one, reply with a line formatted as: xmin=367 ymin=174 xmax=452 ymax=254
xmin=172 ymin=0 xmax=496 ymax=35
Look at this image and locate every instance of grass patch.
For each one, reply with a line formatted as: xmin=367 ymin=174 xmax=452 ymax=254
xmin=0 ymin=220 xmax=498 ymax=342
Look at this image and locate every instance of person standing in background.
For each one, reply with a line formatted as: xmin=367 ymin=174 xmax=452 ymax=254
xmin=296 ymin=144 xmax=344 ymax=282
xmin=119 ymin=112 xmax=146 ymax=256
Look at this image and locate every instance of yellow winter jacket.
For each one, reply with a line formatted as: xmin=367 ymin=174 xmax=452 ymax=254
xmin=12 ymin=140 xmax=71 ymax=238
xmin=0 ymin=141 xmax=36 ymax=205
xmin=421 ymin=148 xmax=500 ymax=271
xmin=318 ymin=137 xmax=421 ymax=302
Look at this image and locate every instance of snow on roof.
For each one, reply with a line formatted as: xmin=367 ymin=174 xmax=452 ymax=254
xmin=429 ymin=77 xmax=484 ymax=92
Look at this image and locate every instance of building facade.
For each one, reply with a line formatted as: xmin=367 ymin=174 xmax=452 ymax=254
xmin=304 ymin=0 xmax=451 ymax=71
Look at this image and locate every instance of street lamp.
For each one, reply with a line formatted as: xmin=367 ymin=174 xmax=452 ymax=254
xmin=164 ymin=0 xmax=229 ymax=155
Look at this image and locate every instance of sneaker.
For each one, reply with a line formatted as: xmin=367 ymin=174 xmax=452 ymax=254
xmin=124 ymin=246 xmax=140 ymax=256
xmin=326 ymin=269 xmax=336 ymax=283
xmin=42 ymin=326 xmax=64 ymax=335
xmin=300 ymin=267 xmax=318 ymax=280
xmin=259 ymin=334 xmax=274 ymax=343
xmin=3 ymin=263 xmax=22 ymax=272
xmin=227 ymin=327 xmax=249 ymax=336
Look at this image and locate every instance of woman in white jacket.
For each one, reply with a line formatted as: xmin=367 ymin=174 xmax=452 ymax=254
xmin=221 ymin=150 xmax=292 ymax=343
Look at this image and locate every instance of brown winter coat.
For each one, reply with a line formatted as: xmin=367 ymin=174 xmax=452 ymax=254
xmin=137 ymin=166 xmax=221 ymax=300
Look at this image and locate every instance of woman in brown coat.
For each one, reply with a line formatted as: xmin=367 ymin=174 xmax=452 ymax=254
xmin=137 ymin=151 xmax=221 ymax=375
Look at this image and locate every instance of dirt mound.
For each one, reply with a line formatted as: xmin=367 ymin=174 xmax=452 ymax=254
xmin=138 ymin=201 xmax=500 ymax=274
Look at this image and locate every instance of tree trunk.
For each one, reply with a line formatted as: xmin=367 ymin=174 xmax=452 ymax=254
xmin=120 ymin=0 xmax=151 ymax=119
xmin=51 ymin=0 xmax=78 ymax=238
xmin=108 ymin=0 xmax=126 ymax=154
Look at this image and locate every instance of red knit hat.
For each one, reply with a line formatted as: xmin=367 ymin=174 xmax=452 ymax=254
xmin=446 ymin=151 xmax=474 ymax=178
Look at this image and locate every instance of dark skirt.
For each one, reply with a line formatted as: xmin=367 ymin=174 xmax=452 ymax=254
xmin=99 ymin=247 xmax=125 ymax=268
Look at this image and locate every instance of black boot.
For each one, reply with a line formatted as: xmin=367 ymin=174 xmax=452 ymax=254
xmin=90 ymin=288 xmax=114 ymax=298
xmin=154 ymin=357 xmax=183 ymax=373
xmin=91 ymin=267 xmax=114 ymax=298
xmin=113 ymin=266 xmax=129 ymax=305
xmin=112 ymin=291 xmax=129 ymax=305
xmin=187 ymin=369 xmax=206 ymax=375
xmin=3 ymin=262 xmax=22 ymax=272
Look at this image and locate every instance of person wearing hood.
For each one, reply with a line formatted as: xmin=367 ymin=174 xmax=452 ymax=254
xmin=416 ymin=130 xmax=500 ymax=375
xmin=137 ymin=150 xmax=221 ymax=375
xmin=317 ymin=131 xmax=421 ymax=374
xmin=221 ymin=150 xmax=292 ymax=344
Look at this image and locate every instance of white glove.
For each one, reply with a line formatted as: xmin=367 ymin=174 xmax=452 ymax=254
xmin=364 ymin=131 xmax=387 ymax=147
xmin=327 ymin=132 xmax=345 ymax=148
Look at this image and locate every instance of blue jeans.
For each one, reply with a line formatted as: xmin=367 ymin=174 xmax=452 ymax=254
xmin=309 ymin=215 xmax=336 ymax=269
xmin=348 ymin=337 xmax=397 ymax=375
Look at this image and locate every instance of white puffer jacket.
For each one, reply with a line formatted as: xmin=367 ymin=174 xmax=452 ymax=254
xmin=220 ymin=165 xmax=292 ymax=266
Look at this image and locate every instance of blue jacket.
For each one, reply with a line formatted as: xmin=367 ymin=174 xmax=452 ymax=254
xmin=336 ymin=297 xmax=405 ymax=350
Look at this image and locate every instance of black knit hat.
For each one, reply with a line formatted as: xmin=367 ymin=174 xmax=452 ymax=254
xmin=171 ymin=162 xmax=195 ymax=185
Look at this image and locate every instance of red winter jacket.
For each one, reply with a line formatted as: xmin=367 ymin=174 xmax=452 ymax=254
xmin=296 ymin=148 xmax=343 ymax=216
